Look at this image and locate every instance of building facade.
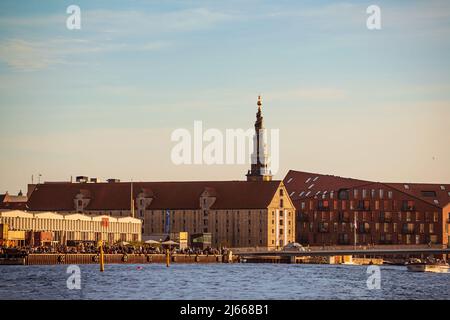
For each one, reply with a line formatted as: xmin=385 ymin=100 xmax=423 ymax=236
xmin=0 ymin=210 xmax=142 ymax=245
xmin=26 ymin=181 xmax=295 ymax=248
xmin=0 ymin=191 xmax=27 ymax=210
xmin=284 ymin=170 xmax=450 ymax=247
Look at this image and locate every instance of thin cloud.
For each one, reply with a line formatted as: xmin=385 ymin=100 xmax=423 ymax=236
xmin=268 ymin=87 xmax=348 ymax=102
xmin=0 ymin=38 xmax=170 ymax=71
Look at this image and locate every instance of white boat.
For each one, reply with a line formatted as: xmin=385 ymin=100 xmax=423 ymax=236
xmin=406 ymin=259 xmax=449 ymax=273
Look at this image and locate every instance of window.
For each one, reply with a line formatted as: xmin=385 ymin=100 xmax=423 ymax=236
xmin=433 ymin=199 xmax=439 ymax=205
xmin=301 ymin=202 xmax=305 ymax=210
xmin=371 ymin=189 xmax=376 ymax=199
xmin=338 ymin=189 xmax=349 ymax=200
xmin=313 ymin=176 xmax=319 ymax=182
xmin=289 ymin=191 xmax=295 ymax=197
xmin=440 ymin=185 xmax=445 ymax=190
xmin=353 ymin=189 xmax=358 ymax=198
xmin=286 ymin=178 xmax=293 ymax=183
xmin=379 ymin=189 xmax=384 ymax=199
xmin=280 ymin=199 xmax=284 ymax=208
xmin=279 ymin=189 xmax=284 ymax=196
xmin=388 ymin=191 xmax=393 ymax=199
xmin=404 ymin=184 xmax=409 ymax=190
xmin=421 ymin=191 xmax=437 ymax=197
xmin=362 ymin=189 xmax=367 ymax=198
xmin=429 ymin=224 xmax=434 ymax=234
xmin=308 ymin=184 xmax=315 ymax=189
xmin=305 ymin=178 xmax=311 ymax=183
xmin=299 ymin=191 xmax=305 ymax=197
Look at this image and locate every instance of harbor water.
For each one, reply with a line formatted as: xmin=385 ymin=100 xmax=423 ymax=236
xmin=0 ymin=264 xmax=449 ymax=300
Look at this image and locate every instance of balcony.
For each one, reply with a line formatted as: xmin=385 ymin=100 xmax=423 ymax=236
xmin=298 ymin=214 xmax=310 ymax=222
xmin=318 ymin=224 xmax=330 ymax=233
xmin=338 ymin=213 xmax=350 ymax=222
xmin=338 ymin=238 xmax=350 ymax=245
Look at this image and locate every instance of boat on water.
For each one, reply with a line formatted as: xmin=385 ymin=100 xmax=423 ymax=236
xmin=406 ymin=258 xmax=449 ymax=273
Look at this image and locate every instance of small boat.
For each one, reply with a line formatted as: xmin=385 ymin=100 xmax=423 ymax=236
xmin=406 ymin=258 xmax=449 ymax=273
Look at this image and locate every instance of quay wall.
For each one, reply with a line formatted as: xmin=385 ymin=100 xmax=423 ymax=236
xmin=0 ymin=254 xmax=233 ymax=265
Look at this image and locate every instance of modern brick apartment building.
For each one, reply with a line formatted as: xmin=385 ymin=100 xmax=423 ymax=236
xmin=284 ymin=170 xmax=450 ymax=247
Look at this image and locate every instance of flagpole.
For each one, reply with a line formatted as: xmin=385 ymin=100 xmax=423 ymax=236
xmin=130 ymin=179 xmax=135 ymax=218
xmin=354 ymin=213 xmax=357 ymax=250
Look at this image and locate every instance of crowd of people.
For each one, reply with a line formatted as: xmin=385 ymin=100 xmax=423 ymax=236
xmin=1 ymin=243 xmax=227 ymax=257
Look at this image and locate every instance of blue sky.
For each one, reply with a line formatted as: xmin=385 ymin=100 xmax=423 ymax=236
xmin=1 ymin=0 xmax=449 ymax=193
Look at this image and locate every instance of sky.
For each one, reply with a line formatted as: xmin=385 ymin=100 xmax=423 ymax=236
xmin=0 ymin=0 xmax=450 ymax=193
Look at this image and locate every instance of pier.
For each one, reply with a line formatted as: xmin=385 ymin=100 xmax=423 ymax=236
xmin=234 ymin=247 xmax=450 ymax=264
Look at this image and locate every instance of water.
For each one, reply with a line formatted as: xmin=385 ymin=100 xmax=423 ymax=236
xmin=0 ymin=264 xmax=449 ymax=300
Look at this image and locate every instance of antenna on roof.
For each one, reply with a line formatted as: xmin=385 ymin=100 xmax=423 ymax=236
xmin=131 ymin=179 xmax=135 ymax=218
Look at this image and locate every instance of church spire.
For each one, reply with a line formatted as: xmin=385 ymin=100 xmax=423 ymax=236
xmin=246 ymin=95 xmax=272 ymax=182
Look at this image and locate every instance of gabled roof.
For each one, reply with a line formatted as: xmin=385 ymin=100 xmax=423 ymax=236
xmin=284 ymin=170 xmax=450 ymax=208
xmin=27 ymin=181 xmax=283 ymax=211
xmin=284 ymin=170 xmax=371 ymax=202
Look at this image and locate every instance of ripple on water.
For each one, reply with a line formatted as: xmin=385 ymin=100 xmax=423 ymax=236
xmin=0 ymin=264 xmax=449 ymax=300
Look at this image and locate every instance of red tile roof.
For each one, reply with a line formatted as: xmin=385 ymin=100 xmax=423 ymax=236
xmin=284 ymin=170 xmax=450 ymax=208
xmin=27 ymin=181 xmax=283 ymax=211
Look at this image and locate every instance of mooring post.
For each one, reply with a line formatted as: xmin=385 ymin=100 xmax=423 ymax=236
xmin=99 ymin=240 xmax=105 ymax=272
xmin=166 ymin=248 xmax=170 ymax=267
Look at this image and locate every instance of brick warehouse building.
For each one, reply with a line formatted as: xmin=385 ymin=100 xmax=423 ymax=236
xmin=284 ymin=170 xmax=450 ymax=247
xmin=26 ymin=180 xmax=295 ymax=248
